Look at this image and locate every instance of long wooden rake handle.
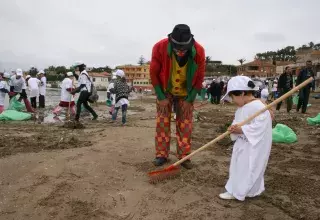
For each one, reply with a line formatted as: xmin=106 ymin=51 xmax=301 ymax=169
xmin=172 ymin=77 xmax=313 ymax=167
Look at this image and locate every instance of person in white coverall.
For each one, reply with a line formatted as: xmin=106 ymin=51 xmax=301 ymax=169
xmin=9 ymin=69 xmax=35 ymax=113
xmin=53 ymin=72 xmax=76 ymax=117
xmin=37 ymin=70 xmax=46 ymax=108
xmin=0 ymin=73 xmax=12 ymax=113
xmin=26 ymin=75 xmax=40 ymax=109
xmin=219 ymin=76 xmax=272 ymax=201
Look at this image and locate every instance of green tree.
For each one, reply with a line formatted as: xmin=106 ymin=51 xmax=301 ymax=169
xmin=48 ymin=66 xmax=55 ymax=71
xmin=314 ymin=43 xmax=320 ymax=50
xmin=309 ymin=42 xmax=315 ymax=48
xmin=256 ymin=46 xmax=296 ymax=62
xmin=29 ymin=67 xmax=38 ymax=76
xmin=138 ymin=55 xmax=146 ymax=66
xmin=238 ymin=58 xmax=246 ymax=65
xmin=206 ymin=65 xmax=214 ymax=73
xmin=55 ymin=66 xmax=67 ymax=74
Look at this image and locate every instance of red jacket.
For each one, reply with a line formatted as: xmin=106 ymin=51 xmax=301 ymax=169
xmin=150 ymin=38 xmax=205 ymax=102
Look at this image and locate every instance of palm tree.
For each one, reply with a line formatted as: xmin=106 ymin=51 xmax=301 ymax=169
xmin=309 ymin=41 xmax=315 ymax=49
xmin=238 ymin=58 xmax=246 ymax=65
xmin=205 ymin=56 xmax=212 ymax=64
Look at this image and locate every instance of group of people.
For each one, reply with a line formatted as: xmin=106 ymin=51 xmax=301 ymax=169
xmin=260 ymin=60 xmax=315 ymax=114
xmin=0 ymin=62 xmax=131 ymax=125
xmin=0 ymin=69 xmax=46 ymax=114
xmin=52 ymin=63 xmax=130 ymax=124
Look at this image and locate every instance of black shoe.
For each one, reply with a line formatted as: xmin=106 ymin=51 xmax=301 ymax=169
xmin=181 ymin=160 xmax=193 ymax=169
xmin=153 ymin=157 xmax=168 ymax=166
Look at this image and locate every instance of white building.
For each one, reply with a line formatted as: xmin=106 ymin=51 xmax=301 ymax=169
xmin=90 ymin=72 xmax=110 ymax=90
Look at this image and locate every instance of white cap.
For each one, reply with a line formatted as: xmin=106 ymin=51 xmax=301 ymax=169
xmin=26 ymin=75 xmax=31 ymax=79
xmin=115 ymin=69 xmax=125 ymax=78
xmin=3 ymin=72 xmax=11 ymax=79
xmin=37 ymin=70 xmax=45 ymax=75
xmin=221 ymin=76 xmax=259 ymax=101
xmin=66 ymin=72 xmax=74 ymax=77
xmin=73 ymin=61 xmax=84 ymax=67
xmin=16 ymin=69 xmax=23 ymax=76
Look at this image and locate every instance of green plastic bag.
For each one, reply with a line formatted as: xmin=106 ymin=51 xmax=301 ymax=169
xmin=7 ymin=97 xmax=25 ymax=111
xmin=0 ymin=110 xmax=31 ymax=121
xmin=106 ymin=99 xmax=112 ymax=107
xmin=307 ymin=113 xmax=320 ymax=125
xmin=293 ymin=94 xmax=299 ymax=105
xmin=272 ymin=124 xmax=297 ymax=143
xmin=200 ymin=88 xmax=206 ymax=101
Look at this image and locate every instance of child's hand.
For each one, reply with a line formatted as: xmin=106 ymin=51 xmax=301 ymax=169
xmin=228 ymin=124 xmax=243 ymax=134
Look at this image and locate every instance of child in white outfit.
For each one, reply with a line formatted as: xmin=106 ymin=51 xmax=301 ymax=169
xmin=219 ymin=76 xmax=272 ymax=201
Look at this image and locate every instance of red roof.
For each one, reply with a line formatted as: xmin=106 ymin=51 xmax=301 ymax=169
xmin=90 ymin=72 xmax=110 ymax=77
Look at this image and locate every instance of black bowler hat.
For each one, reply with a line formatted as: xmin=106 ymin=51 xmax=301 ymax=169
xmin=168 ymin=24 xmax=194 ymax=50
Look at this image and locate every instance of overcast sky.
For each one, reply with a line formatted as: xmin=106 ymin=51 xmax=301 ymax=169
xmin=1 ymin=0 xmax=320 ymax=71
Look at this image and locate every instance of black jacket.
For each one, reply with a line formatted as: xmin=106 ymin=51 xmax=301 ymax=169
xmin=209 ymin=82 xmax=221 ymax=96
xmin=296 ymin=68 xmax=314 ymax=89
xmin=278 ymin=73 xmax=293 ymax=91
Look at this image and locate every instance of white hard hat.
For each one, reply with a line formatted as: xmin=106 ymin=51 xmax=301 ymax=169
xmin=221 ymin=76 xmax=259 ymax=102
xmin=26 ymin=75 xmax=31 ymax=79
xmin=73 ymin=61 xmax=85 ymax=67
xmin=3 ymin=72 xmax=11 ymax=79
xmin=16 ymin=69 xmax=23 ymax=76
xmin=37 ymin=70 xmax=45 ymax=75
xmin=66 ymin=72 xmax=74 ymax=77
xmin=115 ymin=69 xmax=125 ymax=78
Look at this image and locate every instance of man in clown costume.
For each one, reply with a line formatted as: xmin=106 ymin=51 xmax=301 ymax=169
xmin=150 ymin=24 xmax=205 ymax=169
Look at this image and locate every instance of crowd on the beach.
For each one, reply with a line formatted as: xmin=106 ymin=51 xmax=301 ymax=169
xmin=200 ymin=60 xmax=316 ymax=114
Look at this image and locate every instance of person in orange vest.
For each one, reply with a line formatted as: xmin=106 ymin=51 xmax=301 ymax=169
xmin=150 ymin=24 xmax=205 ymax=169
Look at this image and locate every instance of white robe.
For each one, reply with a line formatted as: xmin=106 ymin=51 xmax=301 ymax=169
xmin=28 ymin=78 xmax=40 ymax=98
xmin=226 ymin=100 xmax=272 ymax=201
xmin=39 ymin=76 xmax=47 ymax=96
xmin=0 ymin=81 xmax=9 ymax=106
xmin=60 ymin=78 xmax=74 ymax=102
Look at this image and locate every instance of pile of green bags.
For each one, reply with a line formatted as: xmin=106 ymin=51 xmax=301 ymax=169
xmin=307 ymin=113 xmax=320 ymax=125
xmin=272 ymin=124 xmax=297 ymax=143
xmin=0 ymin=110 xmax=31 ymax=121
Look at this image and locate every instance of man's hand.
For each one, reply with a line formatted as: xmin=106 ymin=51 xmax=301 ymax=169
xmin=228 ymin=124 xmax=243 ymax=134
xmin=182 ymin=101 xmax=193 ymax=111
xmin=8 ymin=92 xmax=16 ymax=97
xmin=158 ymin=99 xmax=169 ymax=116
xmin=181 ymin=101 xmax=193 ymax=120
xmin=158 ymin=99 xmax=169 ymax=107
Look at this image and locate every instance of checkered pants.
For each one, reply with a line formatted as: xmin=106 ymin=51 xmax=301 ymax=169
xmin=155 ymin=95 xmax=193 ymax=159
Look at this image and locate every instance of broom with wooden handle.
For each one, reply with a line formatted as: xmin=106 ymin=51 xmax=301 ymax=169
xmin=148 ymin=77 xmax=313 ymax=183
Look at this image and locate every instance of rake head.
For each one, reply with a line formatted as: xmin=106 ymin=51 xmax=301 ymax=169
xmin=148 ymin=165 xmax=180 ymax=184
